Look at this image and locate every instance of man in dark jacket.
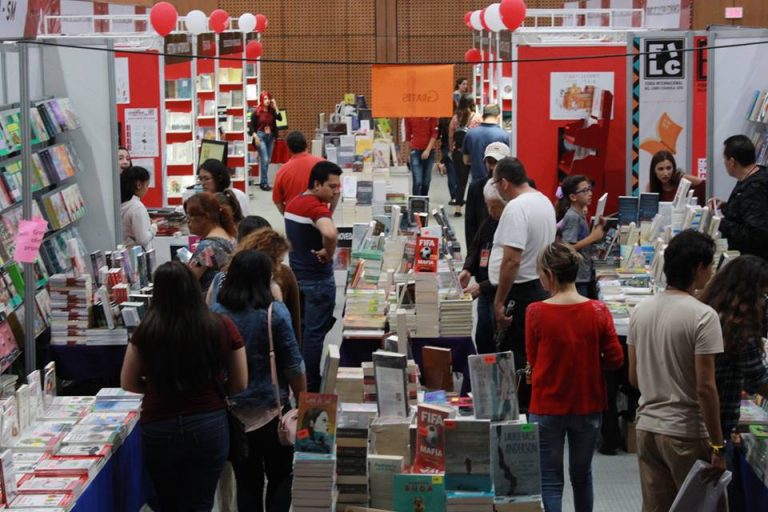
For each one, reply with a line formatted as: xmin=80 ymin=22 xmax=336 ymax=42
xmin=459 ymin=180 xmax=506 ymax=354
xmin=710 ymin=135 xmax=768 ymax=261
xmin=464 ymin=142 xmax=510 ymax=249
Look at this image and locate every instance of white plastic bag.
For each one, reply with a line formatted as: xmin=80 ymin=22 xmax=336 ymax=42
xmin=670 ymin=459 xmax=732 ymax=512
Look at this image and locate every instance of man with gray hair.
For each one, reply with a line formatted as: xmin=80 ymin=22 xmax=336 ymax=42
xmin=459 ymin=179 xmax=508 ymax=353
xmin=464 ymin=141 xmax=511 ymax=249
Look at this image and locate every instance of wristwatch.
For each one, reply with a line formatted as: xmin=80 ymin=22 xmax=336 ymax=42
xmin=708 ymin=441 xmax=726 ymax=456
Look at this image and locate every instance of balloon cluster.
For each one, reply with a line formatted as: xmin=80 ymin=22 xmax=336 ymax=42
xmin=463 ymin=0 xmax=527 ymax=62
xmin=464 ymin=0 xmax=527 ymax=33
xmin=149 ymin=4 xmax=268 ymax=59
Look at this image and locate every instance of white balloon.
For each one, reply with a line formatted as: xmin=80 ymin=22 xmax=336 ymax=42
xmin=485 ymin=4 xmax=507 ymax=32
xmin=185 ymin=10 xmax=207 ymax=35
xmin=238 ymin=13 xmax=256 ymax=33
xmin=470 ymin=10 xmax=484 ymax=31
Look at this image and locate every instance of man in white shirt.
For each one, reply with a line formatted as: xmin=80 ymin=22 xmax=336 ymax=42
xmin=488 ymin=157 xmax=556 ymax=411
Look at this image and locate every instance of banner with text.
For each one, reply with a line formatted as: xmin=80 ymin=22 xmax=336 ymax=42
xmin=634 ymin=36 xmax=689 ymax=193
xmin=371 ymin=65 xmax=454 ymax=118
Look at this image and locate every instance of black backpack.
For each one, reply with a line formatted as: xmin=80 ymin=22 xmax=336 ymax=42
xmin=454 ymin=124 xmax=469 ymax=151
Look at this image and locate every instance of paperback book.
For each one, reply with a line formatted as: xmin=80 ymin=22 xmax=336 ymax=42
xmin=468 ymin=352 xmax=519 ymax=421
xmin=295 ymin=393 xmax=337 ymax=455
xmin=490 ymin=422 xmax=541 ymax=497
xmin=444 ymin=417 xmax=492 ymax=492
xmin=392 ymin=474 xmax=446 ymax=512
xmin=412 ymin=404 xmax=452 ymax=474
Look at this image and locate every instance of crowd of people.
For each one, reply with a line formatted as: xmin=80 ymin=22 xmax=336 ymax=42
xmin=115 ymin=101 xmax=768 ymax=511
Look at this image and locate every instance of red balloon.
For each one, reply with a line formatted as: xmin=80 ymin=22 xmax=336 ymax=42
xmin=245 ymin=41 xmax=263 ymax=60
xmin=209 ymin=9 xmax=230 ymax=34
xmin=479 ymin=8 xmax=491 ymax=31
xmin=464 ymin=48 xmax=482 ymax=63
xmin=464 ymin=11 xmax=473 ymax=29
xmin=149 ymin=2 xmax=177 ymax=37
xmin=499 ymin=0 xmax=527 ymax=31
xmin=255 ymin=14 xmax=268 ymax=32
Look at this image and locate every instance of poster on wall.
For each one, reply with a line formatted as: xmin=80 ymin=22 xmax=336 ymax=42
xmin=132 ymin=158 xmax=155 ymax=189
xmin=549 ymin=72 xmax=615 ymax=120
xmin=636 ymin=38 xmax=688 ymax=192
xmin=124 ymin=108 xmax=159 ymax=158
xmin=645 ymin=0 xmax=686 ymax=29
xmin=115 ymin=57 xmax=130 ymax=104
xmin=0 ymin=0 xmax=29 ymax=39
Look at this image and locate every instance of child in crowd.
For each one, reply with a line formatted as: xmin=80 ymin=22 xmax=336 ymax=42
xmin=555 ymin=175 xmax=604 ymax=298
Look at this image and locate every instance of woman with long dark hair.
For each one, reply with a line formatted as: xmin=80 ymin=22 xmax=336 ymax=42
xmin=120 ymin=262 xmax=247 ymax=511
xmin=211 ymin=250 xmax=306 ymax=511
xmin=449 ymin=93 xmax=482 ymax=216
xmin=184 ymin=192 xmax=237 ymax=294
xmin=646 ymin=150 xmax=704 ymax=203
xmin=120 ymin=166 xmax=154 ymax=249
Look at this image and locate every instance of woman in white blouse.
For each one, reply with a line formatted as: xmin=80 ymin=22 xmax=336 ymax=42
xmin=120 ymin=166 xmax=155 ymax=249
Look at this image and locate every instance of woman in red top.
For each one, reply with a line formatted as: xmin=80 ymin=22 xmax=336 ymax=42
xmin=120 ymin=261 xmax=247 ymax=511
xmin=249 ymin=91 xmax=283 ymax=191
xmin=525 ymin=242 xmax=623 ymax=512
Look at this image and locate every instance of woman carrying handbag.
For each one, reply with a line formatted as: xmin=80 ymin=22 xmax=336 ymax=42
xmin=211 ymin=249 xmax=306 ymax=512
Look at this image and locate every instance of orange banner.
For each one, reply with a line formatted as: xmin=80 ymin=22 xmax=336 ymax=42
xmin=371 ymin=65 xmax=455 ymax=118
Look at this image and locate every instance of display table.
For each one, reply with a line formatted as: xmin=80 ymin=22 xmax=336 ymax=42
xmin=339 ymin=336 xmax=477 ymax=396
xmin=49 ymin=345 xmax=127 ymax=382
xmin=735 ymin=436 xmax=768 ymax=511
xmin=71 ymin=423 xmax=152 ymax=512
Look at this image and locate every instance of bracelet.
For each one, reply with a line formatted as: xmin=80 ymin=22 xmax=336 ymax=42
xmin=708 ymin=441 xmax=726 ymax=455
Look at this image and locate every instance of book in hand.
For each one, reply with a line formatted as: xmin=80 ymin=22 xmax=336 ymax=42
xmin=444 ymin=417 xmax=492 ymax=492
xmin=392 ymin=473 xmax=446 ymax=512
xmin=490 ymin=422 xmax=541 ymax=497
xmin=468 ymin=352 xmax=519 ymax=421
xmin=294 ymin=392 xmax=337 ymax=455
xmin=412 ymin=404 xmax=452 ymax=474
xmin=372 ymin=351 xmax=409 ymax=419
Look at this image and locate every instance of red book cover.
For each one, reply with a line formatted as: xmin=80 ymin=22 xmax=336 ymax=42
xmin=414 ymin=236 xmax=439 ymax=273
xmin=412 ymin=403 xmax=452 ymax=473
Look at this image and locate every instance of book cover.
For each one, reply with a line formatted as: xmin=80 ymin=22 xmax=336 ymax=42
xmin=33 ymin=457 xmax=99 ymax=478
xmin=392 ymin=474 xmax=446 ymax=512
xmin=490 ymin=422 xmax=541 ymax=497
xmin=319 ymin=344 xmax=340 ymax=395
xmin=639 ymin=192 xmax=659 ymax=222
xmin=372 ymin=351 xmax=409 ymax=419
xmin=368 ymin=454 xmax=403 ymax=509
xmin=414 ymin=236 xmax=439 ymax=273
xmin=15 ymin=385 xmax=31 ymax=434
xmin=444 ymin=418 xmax=492 ymax=492
xmin=62 ymin=424 xmax=120 ymax=445
xmin=9 ymin=491 xmax=74 ymax=507
xmin=25 ymin=371 xmax=44 ymax=422
xmin=0 ymin=449 xmax=16 ymax=505
xmin=422 ymin=346 xmax=453 ymax=392
xmin=295 ymin=392 xmax=337 ymax=455
xmin=53 ymin=443 xmax=111 ymax=459
xmin=16 ymin=474 xmax=86 ymax=494
xmin=468 ymin=352 xmax=519 ymax=421
xmin=617 ymin=196 xmax=639 ymax=226
xmin=1 ymin=395 xmax=20 ymax=446
xmin=412 ymin=404 xmax=452 ymax=474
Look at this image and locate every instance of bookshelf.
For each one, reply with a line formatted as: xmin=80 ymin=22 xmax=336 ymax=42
xmin=746 ymin=89 xmax=768 ymax=167
xmin=217 ymin=31 xmax=248 ymax=193
xmin=0 ymin=97 xmax=91 ymax=373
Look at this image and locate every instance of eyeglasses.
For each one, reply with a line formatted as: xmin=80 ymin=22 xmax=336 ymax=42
xmin=492 ymin=177 xmax=506 ymax=187
xmin=574 ymin=186 xmax=593 ymax=194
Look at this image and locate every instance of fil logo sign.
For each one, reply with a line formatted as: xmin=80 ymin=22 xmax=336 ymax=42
xmin=644 ymin=39 xmax=685 ymax=79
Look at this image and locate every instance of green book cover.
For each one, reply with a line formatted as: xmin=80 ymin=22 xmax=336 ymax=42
xmin=392 ymin=473 xmax=446 ymax=512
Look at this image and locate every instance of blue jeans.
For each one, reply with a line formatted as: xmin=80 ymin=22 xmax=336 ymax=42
xmin=529 ymin=412 xmax=602 ymax=512
xmin=142 ymin=409 xmax=229 ymax=512
xmin=257 ymin=131 xmax=275 ymax=186
xmin=475 ymin=292 xmax=496 ymax=354
xmin=410 ymin=149 xmax=435 ymax=196
xmin=298 ymin=275 xmax=336 ymax=392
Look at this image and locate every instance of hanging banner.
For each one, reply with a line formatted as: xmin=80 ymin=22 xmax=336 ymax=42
xmin=634 ymin=36 xmax=689 ymax=193
xmin=371 ymin=65 xmax=454 ymax=118
xmin=691 ymin=35 xmax=708 ymax=179
xmin=0 ymin=0 xmax=28 ymax=39
xmin=197 ymin=33 xmax=216 ymax=57
xmin=164 ymin=33 xmax=192 ymax=65
xmin=218 ymin=32 xmax=243 ymax=55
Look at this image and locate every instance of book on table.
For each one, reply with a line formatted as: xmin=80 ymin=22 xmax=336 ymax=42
xmin=468 ymin=351 xmax=519 ymax=421
xmin=294 ymin=392 xmax=337 ymax=455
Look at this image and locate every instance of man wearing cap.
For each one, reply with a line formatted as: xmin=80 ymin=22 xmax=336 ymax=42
xmin=462 ymin=104 xmax=510 ymax=184
xmin=464 ymin=141 xmax=510 ymax=249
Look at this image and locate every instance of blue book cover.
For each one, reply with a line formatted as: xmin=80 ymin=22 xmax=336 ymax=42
xmin=444 ymin=418 xmax=492 ymax=492
xmin=639 ymin=193 xmax=659 ymax=221
xmin=393 ymin=474 xmax=446 ymax=512
xmin=618 ymin=196 xmax=639 ymax=225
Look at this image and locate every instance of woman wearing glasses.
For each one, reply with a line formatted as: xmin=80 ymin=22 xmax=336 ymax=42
xmin=555 ymin=175 xmax=605 ymax=298
xmin=183 ymin=159 xmax=250 ymax=217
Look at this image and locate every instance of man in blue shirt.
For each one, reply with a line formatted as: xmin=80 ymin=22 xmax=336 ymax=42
xmin=462 ymin=104 xmax=510 ymax=183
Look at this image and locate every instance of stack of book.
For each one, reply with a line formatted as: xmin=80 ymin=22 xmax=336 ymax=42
xmin=93 ymin=388 xmax=142 ymax=414
xmin=415 ymin=273 xmax=439 ymax=337
xmin=438 ymin=292 xmax=473 ymax=337
xmin=48 ymin=274 xmax=92 ymax=346
xmin=335 ymin=403 xmax=376 ymax=509
xmin=342 ymin=289 xmax=387 ymax=338
xmin=348 ymin=248 xmax=384 ymax=289
xmin=84 ymin=328 xmax=129 ymax=346
xmin=368 ymin=417 xmax=412 ymax=470
xmin=292 ymin=393 xmax=338 ymax=512
xmin=335 ymin=367 xmax=364 ymax=403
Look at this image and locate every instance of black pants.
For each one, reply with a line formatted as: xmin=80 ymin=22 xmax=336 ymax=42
xmin=452 ymin=149 xmax=470 ymax=206
xmin=232 ymin=416 xmax=294 ymax=512
xmin=498 ymin=279 xmax=549 ymax=413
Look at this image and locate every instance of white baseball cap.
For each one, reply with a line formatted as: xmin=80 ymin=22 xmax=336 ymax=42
xmin=484 ymin=142 xmax=511 ymax=162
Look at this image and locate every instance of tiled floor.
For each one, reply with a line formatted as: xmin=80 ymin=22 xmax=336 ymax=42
xmin=248 ymin=167 xmax=644 ymax=511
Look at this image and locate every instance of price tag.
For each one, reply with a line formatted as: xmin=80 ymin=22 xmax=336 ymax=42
xmin=483 ymin=354 xmax=497 ymax=365
xmin=296 ymin=429 xmax=309 ymax=440
xmin=521 ymin=424 xmax=534 ymax=432
xmin=444 ymin=419 xmax=456 ymax=429
xmin=418 ymin=426 xmax=428 ymax=437
xmin=432 ymin=475 xmax=444 ymax=485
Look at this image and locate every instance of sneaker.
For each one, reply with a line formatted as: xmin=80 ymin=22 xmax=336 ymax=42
xmin=260 ymin=184 xmax=272 ymax=191
xmin=448 ymin=199 xmax=457 ymax=206
xmin=454 ymin=211 xmax=462 ymax=218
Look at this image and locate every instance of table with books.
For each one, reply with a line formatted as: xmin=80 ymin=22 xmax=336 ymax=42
xmin=0 ymin=365 xmax=151 ymax=510
xmin=733 ymin=398 xmax=768 ymax=511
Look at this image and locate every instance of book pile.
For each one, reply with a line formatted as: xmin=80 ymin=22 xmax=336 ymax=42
xmin=48 ymin=274 xmax=92 ymax=346
xmin=84 ymin=327 xmax=129 ymax=346
xmin=335 ymin=403 xmax=376 ymax=510
xmin=415 ymin=273 xmax=439 ymax=337
xmin=335 ymin=367 xmax=364 ymax=403
xmin=438 ymin=292 xmax=473 ymax=337
xmin=380 ymin=238 xmax=406 ymax=275
xmin=93 ymin=388 xmax=142 ymax=414
xmin=368 ymin=417 xmax=411 ymax=470
xmin=342 ymin=289 xmax=387 ymax=339
xmin=292 ymin=393 xmax=338 ymax=512
xmin=349 ymin=248 xmax=384 ymax=289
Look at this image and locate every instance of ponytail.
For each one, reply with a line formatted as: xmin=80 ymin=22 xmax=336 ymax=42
xmin=215 ymin=190 xmax=244 ymax=224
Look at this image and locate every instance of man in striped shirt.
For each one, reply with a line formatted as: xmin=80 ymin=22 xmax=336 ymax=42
xmin=284 ymin=161 xmax=341 ymax=391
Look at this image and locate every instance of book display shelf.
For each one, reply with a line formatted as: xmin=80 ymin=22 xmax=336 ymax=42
xmin=0 ymin=98 xmax=90 ymax=376
xmin=163 ymin=57 xmax=197 ymax=205
xmin=746 ymin=89 xmax=768 ymax=167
